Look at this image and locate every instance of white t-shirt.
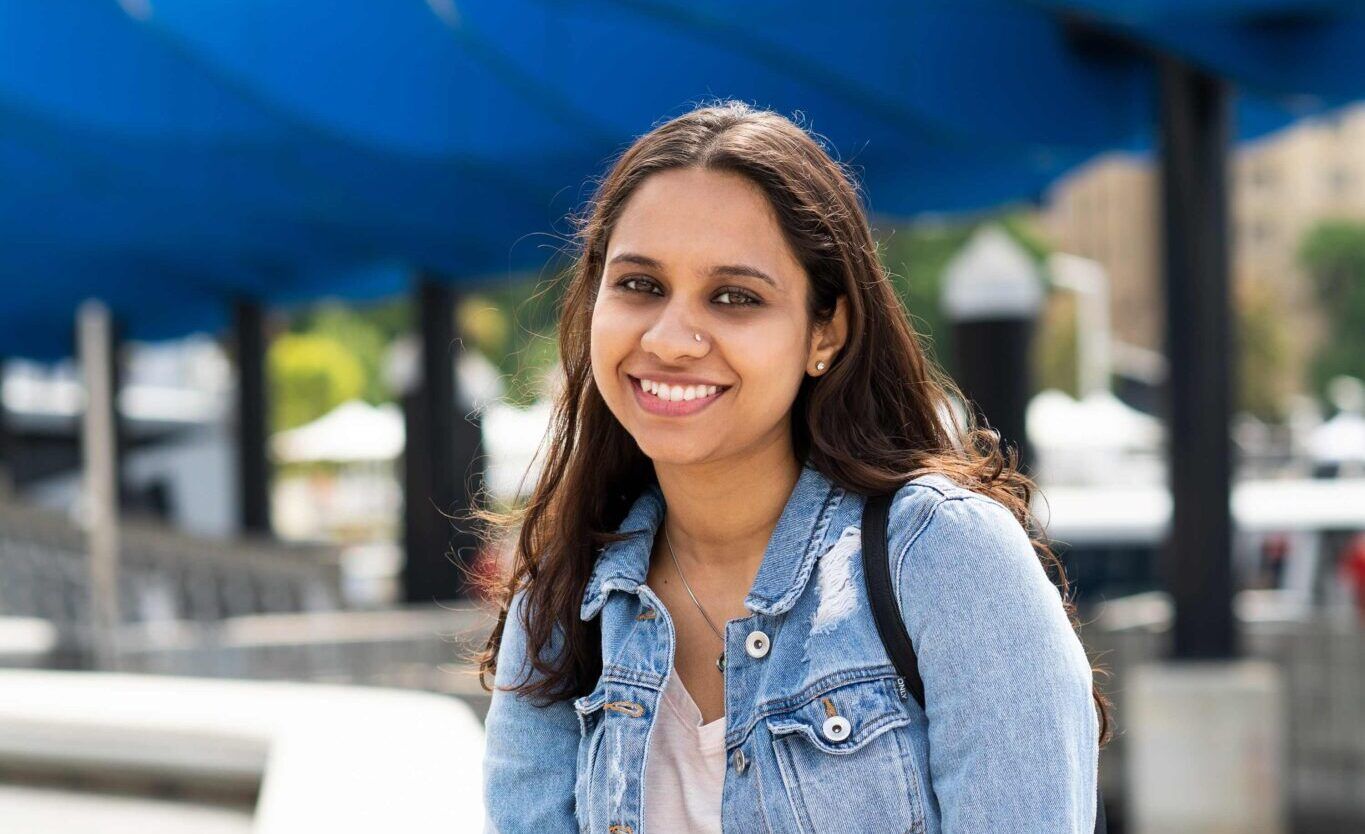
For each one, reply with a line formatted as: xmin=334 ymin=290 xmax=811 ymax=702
xmin=642 ymin=670 xmax=727 ymax=833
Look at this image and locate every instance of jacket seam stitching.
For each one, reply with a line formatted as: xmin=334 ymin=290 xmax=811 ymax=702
xmin=891 ymin=493 xmax=992 ymax=606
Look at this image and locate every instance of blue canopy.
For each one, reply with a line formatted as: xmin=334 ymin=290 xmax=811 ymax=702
xmin=1 ymin=1 xmax=1361 ymax=359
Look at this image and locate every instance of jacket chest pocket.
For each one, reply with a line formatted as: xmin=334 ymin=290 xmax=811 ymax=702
xmin=764 ymin=676 xmax=925 ymax=834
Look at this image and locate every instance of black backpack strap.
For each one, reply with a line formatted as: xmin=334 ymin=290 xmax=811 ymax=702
xmin=860 ymin=490 xmax=1107 ymax=833
xmin=861 ymin=491 xmax=925 ymax=710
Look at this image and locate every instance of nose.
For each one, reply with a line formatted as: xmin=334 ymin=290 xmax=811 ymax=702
xmin=639 ymin=299 xmax=707 ymax=362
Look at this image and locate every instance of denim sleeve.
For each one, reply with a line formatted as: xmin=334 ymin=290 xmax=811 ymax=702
xmin=891 ymin=493 xmax=1099 ymax=832
xmin=481 ymin=587 xmax=581 ymax=833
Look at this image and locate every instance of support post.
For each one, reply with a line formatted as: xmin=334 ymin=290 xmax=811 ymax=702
xmin=78 ymin=300 xmax=120 ymax=668
xmin=234 ymin=299 xmax=272 ymax=535
xmin=941 ymin=225 xmax=1045 ymax=475
xmin=1157 ymin=56 xmax=1236 ymax=661
xmin=1123 ymin=55 xmax=1286 ymax=834
xmin=401 ymin=275 xmax=482 ymax=603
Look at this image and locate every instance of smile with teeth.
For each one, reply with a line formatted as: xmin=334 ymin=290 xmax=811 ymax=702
xmin=633 ymin=376 xmax=727 ymax=402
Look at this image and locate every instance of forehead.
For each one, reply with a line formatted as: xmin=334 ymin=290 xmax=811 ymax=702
xmin=605 ymin=168 xmax=803 ymax=283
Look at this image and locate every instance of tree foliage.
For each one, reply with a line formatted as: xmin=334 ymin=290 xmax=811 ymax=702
xmin=267 ymin=332 xmax=366 ymax=432
xmin=291 ymin=303 xmax=391 ymax=405
xmin=1299 ymin=221 xmax=1365 ymax=403
xmin=1236 ymin=281 xmax=1292 ymax=422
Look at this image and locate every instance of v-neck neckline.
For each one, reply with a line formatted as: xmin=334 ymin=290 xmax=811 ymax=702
xmin=664 ymin=671 xmax=725 ymax=736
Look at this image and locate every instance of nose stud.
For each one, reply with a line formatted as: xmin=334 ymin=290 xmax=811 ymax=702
xmin=695 ymin=333 xmax=703 ymax=342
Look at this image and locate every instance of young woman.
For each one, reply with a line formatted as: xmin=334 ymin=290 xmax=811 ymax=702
xmin=476 ymin=99 xmax=1111 ymax=834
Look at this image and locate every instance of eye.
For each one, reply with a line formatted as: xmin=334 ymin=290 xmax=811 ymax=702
xmin=715 ymin=286 xmax=761 ymax=307
xmin=617 ymin=276 xmax=663 ymax=296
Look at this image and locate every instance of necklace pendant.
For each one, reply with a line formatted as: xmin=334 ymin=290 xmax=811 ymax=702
xmin=716 ymin=652 xmax=726 ymax=674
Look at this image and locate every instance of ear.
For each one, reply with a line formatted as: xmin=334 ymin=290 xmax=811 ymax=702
xmin=807 ymin=294 xmax=849 ymax=375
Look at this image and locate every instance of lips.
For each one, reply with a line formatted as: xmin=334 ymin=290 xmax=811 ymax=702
xmin=628 ymin=374 xmax=730 ymax=417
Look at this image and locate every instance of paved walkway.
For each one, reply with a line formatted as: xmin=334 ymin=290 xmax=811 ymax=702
xmin=0 ymin=784 xmax=252 ymax=834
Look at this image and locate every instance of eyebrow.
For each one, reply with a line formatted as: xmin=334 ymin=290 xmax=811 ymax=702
xmin=607 ymin=252 xmax=780 ymax=290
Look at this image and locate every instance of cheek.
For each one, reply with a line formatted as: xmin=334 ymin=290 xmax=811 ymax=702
xmin=727 ymin=322 xmax=808 ymax=402
xmin=589 ymin=300 xmax=633 ymax=379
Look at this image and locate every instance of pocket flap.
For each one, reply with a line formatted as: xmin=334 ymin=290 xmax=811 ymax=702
xmin=764 ymin=675 xmax=911 ymax=755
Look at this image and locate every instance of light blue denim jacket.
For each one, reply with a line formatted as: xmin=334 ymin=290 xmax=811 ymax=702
xmin=483 ymin=463 xmax=1099 ymax=833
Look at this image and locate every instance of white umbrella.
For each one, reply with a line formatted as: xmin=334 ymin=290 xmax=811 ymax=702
xmin=1028 ymin=388 xmax=1165 ymax=486
xmin=1308 ymin=411 xmax=1365 ymax=466
xmin=271 ymin=400 xmax=405 ymax=463
xmin=1028 ymin=388 xmax=1162 ymax=450
xmin=1309 ymin=376 xmax=1365 ymax=467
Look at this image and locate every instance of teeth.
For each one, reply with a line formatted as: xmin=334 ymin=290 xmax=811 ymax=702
xmin=638 ymin=378 xmax=722 ymax=402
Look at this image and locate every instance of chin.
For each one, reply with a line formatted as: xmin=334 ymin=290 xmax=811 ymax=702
xmin=633 ymin=438 xmax=719 ymax=467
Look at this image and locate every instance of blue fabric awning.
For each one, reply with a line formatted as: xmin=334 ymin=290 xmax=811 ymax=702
xmin=1 ymin=1 xmax=1362 ymax=358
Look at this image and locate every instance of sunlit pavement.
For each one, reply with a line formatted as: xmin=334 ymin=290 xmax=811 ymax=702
xmin=0 ymin=784 xmax=252 ymax=834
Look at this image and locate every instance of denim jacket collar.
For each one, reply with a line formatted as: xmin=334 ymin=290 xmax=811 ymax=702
xmin=579 ymin=461 xmax=844 ymax=621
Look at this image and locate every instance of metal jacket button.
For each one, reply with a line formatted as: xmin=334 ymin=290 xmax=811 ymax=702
xmin=744 ymin=630 xmax=770 ymax=659
xmin=733 ymin=748 xmax=748 ymax=773
xmin=821 ymin=715 xmax=851 ymax=742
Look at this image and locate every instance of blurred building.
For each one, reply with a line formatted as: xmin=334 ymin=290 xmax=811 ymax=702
xmin=0 ymin=336 xmax=238 ymax=537
xmin=1041 ymin=102 xmax=1365 ymax=407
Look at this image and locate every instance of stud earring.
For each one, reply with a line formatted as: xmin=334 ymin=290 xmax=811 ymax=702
xmin=815 ymin=361 xmax=826 ymax=371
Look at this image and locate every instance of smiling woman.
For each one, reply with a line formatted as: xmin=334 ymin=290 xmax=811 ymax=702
xmin=474 ymin=98 xmax=1111 ymax=834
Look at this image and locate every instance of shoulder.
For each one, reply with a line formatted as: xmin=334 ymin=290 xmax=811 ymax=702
xmin=498 ymin=584 xmax=571 ymax=687
xmin=884 ymin=473 xmax=1043 ymax=604
xmin=884 ymin=474 xmax=1084 ymax=683
xmin=885 ymin=472 xmax=1025 ymax=551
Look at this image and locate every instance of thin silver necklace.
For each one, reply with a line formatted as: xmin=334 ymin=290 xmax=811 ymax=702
xmin=662 ymin=521 xmax=727 ymax=674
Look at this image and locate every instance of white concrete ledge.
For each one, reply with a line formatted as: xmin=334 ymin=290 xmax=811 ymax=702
xmin=0 ymin=669 xmax=485 ymax=833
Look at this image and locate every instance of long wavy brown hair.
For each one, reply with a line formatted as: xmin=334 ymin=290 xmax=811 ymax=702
xmin=468 ymin=98 xmax=1112 ymax=749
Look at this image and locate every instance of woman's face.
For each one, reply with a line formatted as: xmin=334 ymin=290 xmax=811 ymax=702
xmin=590 ymin=167 xmax=844 ymax=467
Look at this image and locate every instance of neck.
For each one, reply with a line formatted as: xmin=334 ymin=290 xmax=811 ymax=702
xmin=653 ymin=440 xmax=801 ymax=576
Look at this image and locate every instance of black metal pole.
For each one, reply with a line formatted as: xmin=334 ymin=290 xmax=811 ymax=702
xmin=401 ymin=380 xmax=432 ymax=600
xmin=233 ymin=299 xmax=272 ymax=535
xmin=1157 ymin=56 xmax=1237 ymax=660
xmin=952 ymin=319 xmax=1037 ymax=475
xmin=941 ymin=228 xmax=1044 ymax=477
xmin=402 ymin=275 xmax=476 ymax=603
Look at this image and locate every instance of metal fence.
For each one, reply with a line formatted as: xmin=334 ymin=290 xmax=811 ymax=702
xmin=0 ymin=499 xmax=343 ymax=662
